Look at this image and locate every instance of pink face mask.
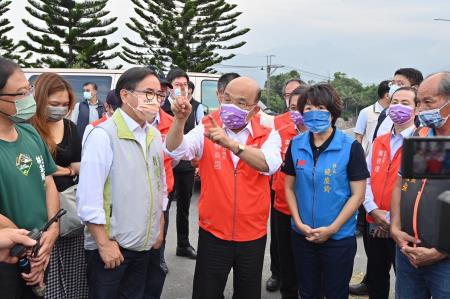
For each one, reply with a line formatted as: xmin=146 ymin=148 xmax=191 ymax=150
xmin=290 ymin=111 xmax=304 ymax=126
xmin=219 ymin=104 xmax=250 ymax=129
xmin=388 ymin=104 xmax=414 ymax=125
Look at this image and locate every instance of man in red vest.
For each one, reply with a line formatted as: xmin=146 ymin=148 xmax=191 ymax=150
xmin=165 ymin=77 xmax=282 ymax=299
xmin=364 ymin=87 xmax=418 ymax=298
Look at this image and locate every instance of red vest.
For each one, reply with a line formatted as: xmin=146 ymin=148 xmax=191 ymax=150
xmin=199 ymin=113 xmax=272 ymax=241
xmin=272 ymin=118 xmax=298 ymax=215
xmin=366 ymin=132 xmax=402 ymax=223
xmin=91 ymin=115 xmax=108 ymax=127
xmin=274 ymin=111 xmax=291 ymax=130
xmin=157 ymin=110 xmax=174 ymax=194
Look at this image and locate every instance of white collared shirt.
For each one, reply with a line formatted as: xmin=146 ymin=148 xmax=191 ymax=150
xmin=363 ymin=125 xmax=416 ymax=214
xmin=164 ymin=122 xmax=282 ymax=175
xmin=78 ymin=109 xmax=161 ymax=224
xmin=354 ymin=101 xmax=385 ymax=136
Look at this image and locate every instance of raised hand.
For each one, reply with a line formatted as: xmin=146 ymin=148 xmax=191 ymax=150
xmin=171 ymin=94 xmax=192 ymax=121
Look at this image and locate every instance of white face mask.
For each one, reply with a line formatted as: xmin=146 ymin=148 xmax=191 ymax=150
xmin=388 ymin=84 xmax=401 ymax=99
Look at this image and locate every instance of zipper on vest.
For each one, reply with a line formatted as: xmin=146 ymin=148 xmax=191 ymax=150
xmin=232 ymin=168 xmax=238 ymax=240
xmin=312 ymin=164 xmax=317 ymax=228
xmin=139 ymin=146 xmax=154 ymax=250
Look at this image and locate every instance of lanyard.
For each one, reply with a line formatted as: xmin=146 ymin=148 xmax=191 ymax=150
xmin=412 ymin=179 xmax=428 ymax=247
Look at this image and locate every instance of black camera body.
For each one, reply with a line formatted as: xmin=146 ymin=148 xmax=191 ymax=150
xmin=401 ymin=136 xmax=450 ymax=253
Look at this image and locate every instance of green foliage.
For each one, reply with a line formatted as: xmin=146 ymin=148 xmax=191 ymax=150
xmin=20 ymin=0 xmax=120 ymax=68
xmin=261 ymin=70 xmax=302 ymax=113
xmin=122 ymin=0 xmax=250 ymax=72
xmin=0 ymin=0 xmax=34 ymax=66
xmin=330 ymin=72 xmax=378 ymax=119
xmin=261 ymin=70 xmax=378 ymax=118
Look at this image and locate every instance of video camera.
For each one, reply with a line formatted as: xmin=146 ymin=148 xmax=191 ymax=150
xmin=401 ymin=136 xmax=450 ymax=253
xmin=401 ymin=136 xmax=450 ymax=179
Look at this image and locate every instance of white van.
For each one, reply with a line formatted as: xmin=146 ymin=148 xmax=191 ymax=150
xmin=23 ymin=68 xmax=276 ymax=125
xmin=23 ymin=68 xmax=221 ymax=114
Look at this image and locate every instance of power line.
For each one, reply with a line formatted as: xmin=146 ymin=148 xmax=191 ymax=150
xmin=214 ymin=63 xmax=331 ymax=81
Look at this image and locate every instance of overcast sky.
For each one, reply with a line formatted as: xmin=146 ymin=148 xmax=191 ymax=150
xmin=6 ymin=0 xmax=450 ymax=85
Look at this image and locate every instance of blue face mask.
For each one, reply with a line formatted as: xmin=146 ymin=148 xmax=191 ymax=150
xmin=418 ymin=101 xmax=449 ymax=129
xmin=303 ymin=110 xmax=331 ymax=133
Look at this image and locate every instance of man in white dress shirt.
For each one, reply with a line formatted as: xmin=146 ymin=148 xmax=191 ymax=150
xmin=165 ymin=76 xmax=282 ymax=299
xmin=77 ymin=67 xmax=166 ymax=299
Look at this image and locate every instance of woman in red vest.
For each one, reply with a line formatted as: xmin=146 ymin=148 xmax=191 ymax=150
xmin=364 ymin=87 xmax=418 ymax=299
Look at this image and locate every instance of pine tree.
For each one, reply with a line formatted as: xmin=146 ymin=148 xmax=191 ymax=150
xmin=122 ymin=0 xmax=250 ymax=73
xmin=21 ymin=0 xmax=120 ymax=68
xmin=0 ymin=0 xmax=21 ymax=60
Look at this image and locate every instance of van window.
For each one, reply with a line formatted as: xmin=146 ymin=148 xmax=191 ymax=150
xmin=201 ymin=80 xmax=218 ymax=112
xmin=29 ymin=75 xmax=113 ymax=103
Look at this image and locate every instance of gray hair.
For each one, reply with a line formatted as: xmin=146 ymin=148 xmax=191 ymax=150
xmin=438 ymin=72 xmax=450 ymax=97
xmin=283 ymin=78 xmax=305 ymax=94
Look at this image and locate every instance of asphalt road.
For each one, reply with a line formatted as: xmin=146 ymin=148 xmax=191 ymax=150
xmin=161 ymin=187 xmax=395 ymax=299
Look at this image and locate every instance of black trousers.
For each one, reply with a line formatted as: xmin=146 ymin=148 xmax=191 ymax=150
xmin=86 ymin=247 xmax=166 ymax=299
xmin=269 ymin=190 xmax=280 ymax=278
xmin=274 ymin=209 xmax=299 ymax=299
xmin=356 ymin=205 xmax=370 ymax=278
xmin=0 ymin=262 xmax=41 ymax=299
xmin=173 ymin=170 xmax=195 ymax=248
xmin=192 ymin=228 xmax=267 ymax=299
xmin=292 ymin=232 xmax=356 ymax=299
xmin=366 ymin=232 xmax=396 ymax=299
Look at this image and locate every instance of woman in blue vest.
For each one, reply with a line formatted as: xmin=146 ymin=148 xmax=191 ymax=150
xmin=283 ymin=84 xmax=369 ymax=299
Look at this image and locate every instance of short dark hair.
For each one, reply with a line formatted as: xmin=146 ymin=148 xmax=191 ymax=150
xmin=115 ymin=67 xmax=159 ymax=106
xmin=289 ymin=85 xmax=309 ymax=105
xmin=167 ymin=68 xmax=189 ymax=85
xmin=106 ymin=89 xmax=120 ymax=110
xmin=297 ymin=83 xmax=342 ymax=125
xmin=283 ymin=78 xmax=305 ymax=93
xmin=188 ymin=81 xmax=195 ymax=92
xmin=394 ymin=68 xmax=424 ymax=87
xmin=391 ymin=86 xmax=419 ymax=105
xmin=377 ymin=80 xmax=390 ymax=99
xmin=0 ymin=57 xmax=20 ymax=92
xmin=218 ymin=72 xmax=240 ymax=92
xmin=83 ymin=82 xmax=98 ymax=91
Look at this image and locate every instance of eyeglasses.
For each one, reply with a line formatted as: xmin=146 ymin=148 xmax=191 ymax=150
xmin=389 ymin=81 xmax=408 ymax=87
xmin=0 ymin=85 xmax=34 ymax=97
xmin=283 ymin=92 xmax=292 ymax=99
xmin=129 ymin=89 xmax=166 ymax=103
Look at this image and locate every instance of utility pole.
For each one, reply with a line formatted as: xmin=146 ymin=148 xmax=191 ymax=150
xmin=265 ymin=55 xmax=284 ymax=109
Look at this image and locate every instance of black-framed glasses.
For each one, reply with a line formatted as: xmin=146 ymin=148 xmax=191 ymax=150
xmin=129 ymin=88 xmax=165 ymax=103
xmin=0 ymin=86 xmax=34 ymax=97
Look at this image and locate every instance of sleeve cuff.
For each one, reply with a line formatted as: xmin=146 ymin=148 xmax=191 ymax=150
xmin=364 ymin=201 xmax=378 ymax=214
xmin=163 ymin=139 xmax=188 ymax=160
xmin=78 ymin=206 xmax=106 ymax=225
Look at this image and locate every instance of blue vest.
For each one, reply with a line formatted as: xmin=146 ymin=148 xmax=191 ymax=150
xmin=290 ymin=129 xmax=356 ymax=240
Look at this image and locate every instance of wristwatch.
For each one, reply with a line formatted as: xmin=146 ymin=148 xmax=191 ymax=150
xmin=235 ymin=144 xmax=246 ymax=156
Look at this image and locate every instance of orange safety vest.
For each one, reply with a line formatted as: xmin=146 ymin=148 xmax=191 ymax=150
xmin=198 ymin=113 xmax=272 ymax=241
xmin=272 ymin=115 xmax=298 ymax=215
xmin=91 ymin=115 xmax=108 ymax=127
xmin=366 ymin=132 xmax=402 ymax=223
xmin=157 ymin=110 xmax=174 ymax=194
xmin=274 ymin=111 xmax=291 ymax=130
